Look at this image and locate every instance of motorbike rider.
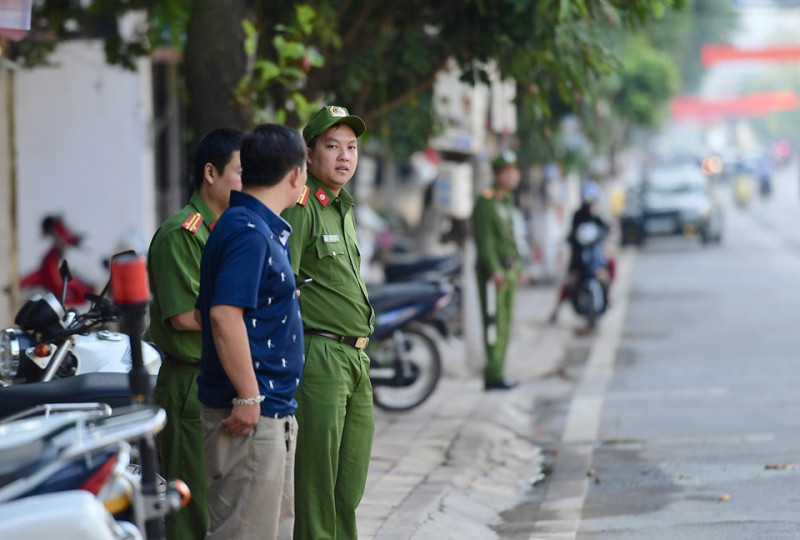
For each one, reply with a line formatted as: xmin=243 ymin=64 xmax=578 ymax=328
xmin=548 ymin=181 xmax=613 ymax=324
xmin=758 ymin=155 xmax=774 ymax=198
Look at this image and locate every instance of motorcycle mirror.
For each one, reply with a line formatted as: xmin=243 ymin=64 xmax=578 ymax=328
xmin=59 ymin=259 xmax=72 ymax=281
xmin=59 ymin=260 xmax=72 ymax=307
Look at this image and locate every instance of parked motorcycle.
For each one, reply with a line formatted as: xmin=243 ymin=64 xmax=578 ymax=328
xmin=0 ymin=259 xmax=161 ymax=391
xmin=0 ymin=403 xmax=189 ymax=539
xmin=366 ymin=280 xmax=452 ymax=411
xmin=569 ymin=222 xmax=609 ymax=329
xmin=382 ymin=251 xmax=463 ymax=337
xmin=0 ymin=253 xmax=187 ymax=539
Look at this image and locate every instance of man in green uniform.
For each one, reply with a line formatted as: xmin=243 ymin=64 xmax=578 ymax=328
xmin=147 ymin=128 xmax=243 ymax=540
xmin=281 ymin=105 xmax=374 ymax=540
xmin=472 ymin=150 xmax=523 ymax=390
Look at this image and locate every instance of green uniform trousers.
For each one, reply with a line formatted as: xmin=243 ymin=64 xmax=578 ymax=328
xmin=477 ymin=271 xmax=518 ymax=384
xmin=294 ymin=334 xmax=375 ymax=540
xmin=153 ymin=360 xmax=210 ymax=540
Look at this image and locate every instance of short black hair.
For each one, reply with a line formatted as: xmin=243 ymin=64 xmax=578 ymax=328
xmin=192 ymin=128 xmax=243 ymax=190
xmin=241 ymin=124 xmax=306 ymax=187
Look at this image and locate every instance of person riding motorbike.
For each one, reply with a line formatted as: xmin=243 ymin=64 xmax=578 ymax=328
xmin=548 ymin=181 xmax=614 ymax=323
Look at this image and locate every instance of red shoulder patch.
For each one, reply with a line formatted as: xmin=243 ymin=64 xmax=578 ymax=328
xmin=181 ymin=213 xmax=203 ymax=234
xmin=296 ymin=186 xmax=310 ymax=206
xmin=315 ymin=188 xmax=330 ymax=208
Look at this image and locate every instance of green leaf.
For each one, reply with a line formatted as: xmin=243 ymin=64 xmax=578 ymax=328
xmin=651 ymin=1 xmax=666 ymax=19
xmin=295 ymin=4 xmax=316 ymax=35
xmin=307 ymin=49 xmax=325 ymax=68
xmin=242 ymin=19 xmax=258 ymax=39
xmin=255 ymin=60 xmax=281 ymax=82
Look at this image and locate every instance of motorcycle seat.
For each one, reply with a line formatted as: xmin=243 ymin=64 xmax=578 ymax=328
xmin=384 ymin=253 xmax=462 ymax=282
xmin=367 ymin=281 xmax=444 ymax=312
xmin=0 ymin=372 xmax=156 ymax=420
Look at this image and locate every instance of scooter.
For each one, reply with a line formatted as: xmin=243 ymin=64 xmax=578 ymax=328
xmin=20 ymin=215 xmax=94 ymax=306
xmin=569 ymin=222 xmax=608 ymax=329
xmin=366 ymin=280 xmax=453 ymax=411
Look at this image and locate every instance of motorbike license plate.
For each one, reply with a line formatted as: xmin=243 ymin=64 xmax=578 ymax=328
xmin=645 ymin=218 xmax=675 ymax=234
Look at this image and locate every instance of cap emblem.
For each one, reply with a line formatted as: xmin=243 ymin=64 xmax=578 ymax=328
xmin=329 ymin=106 xmax=348 ymax=117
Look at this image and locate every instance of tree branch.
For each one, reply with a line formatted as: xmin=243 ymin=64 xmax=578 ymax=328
xmin=342 ymin=0 xmax=379 ymax=47
xmin=362 ymin=60 xmax=447 ymax=123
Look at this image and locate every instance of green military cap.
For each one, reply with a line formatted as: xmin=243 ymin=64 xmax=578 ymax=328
xmin=492 ymin=150 xmax=518 ymax=171
xmin=303 ymin=105 xmax=366 ymax=144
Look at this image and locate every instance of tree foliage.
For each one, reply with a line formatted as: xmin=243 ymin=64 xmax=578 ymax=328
xmin=648 ymin=0 xmax=738 ymax=92
xmin=9 ymin=0 xmax=687 ymax=159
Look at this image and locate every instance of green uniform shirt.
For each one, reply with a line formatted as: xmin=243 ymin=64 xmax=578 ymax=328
xmin=281 ymin=174 xmax=374 ymax=337
xmin=472 ymin=188 xmax=521 ymax=276
xmin=146 ymin=192 xmax=217 ymax=362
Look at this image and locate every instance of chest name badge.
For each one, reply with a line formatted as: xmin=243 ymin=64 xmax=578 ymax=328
xmin=323 ymin=234 xmax=340 ymax=243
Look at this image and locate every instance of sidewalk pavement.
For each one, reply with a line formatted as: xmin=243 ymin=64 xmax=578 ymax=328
xmin=357 ymin=279 xmax=584 ymax=539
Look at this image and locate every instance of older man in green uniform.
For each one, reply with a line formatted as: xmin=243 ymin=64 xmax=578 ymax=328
xmin=282 ymin=106 xmax=373 ymax=540
xmin=472 ymin=150 xmax=523 ymax=390
xmin=147 ymin=128 xmax=242 ymax=540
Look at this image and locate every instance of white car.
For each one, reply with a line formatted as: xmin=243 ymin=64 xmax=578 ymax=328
xmin=635 ymin=164 xmax=723 ymax=245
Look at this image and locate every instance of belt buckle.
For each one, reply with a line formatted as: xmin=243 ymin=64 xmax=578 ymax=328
xmin=354 ymin=337 xmax=369 ymax=349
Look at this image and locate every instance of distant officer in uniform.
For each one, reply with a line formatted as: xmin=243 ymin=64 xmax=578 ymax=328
xmin=146 ymin=128 xmax=243 ymax=540
xmin=472 ymin=150 xmax=523 ymax=390
xmin=281 ymin=105 xmax=374 ymax=540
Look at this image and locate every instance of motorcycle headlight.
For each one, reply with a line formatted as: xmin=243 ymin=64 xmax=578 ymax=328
xmin=0 ymin=328 xmax=25 ymax=379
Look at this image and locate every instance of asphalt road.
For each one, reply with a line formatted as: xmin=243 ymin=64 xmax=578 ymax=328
xmin=516 ymin=162 xmax=800 ymax=540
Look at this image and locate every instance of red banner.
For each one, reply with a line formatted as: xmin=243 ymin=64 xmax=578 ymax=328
xmin=702 ymin=44 xmax=800 ymax=67
xmin=670 ymin=92 xmax=799 ymax=121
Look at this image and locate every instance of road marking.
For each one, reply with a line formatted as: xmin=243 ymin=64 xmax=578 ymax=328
xmin=529 ymin=250 xmax=636 ymax=540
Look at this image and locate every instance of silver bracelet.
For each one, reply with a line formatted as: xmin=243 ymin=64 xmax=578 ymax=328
xmin=231 ymin=395 xmax=265 ymax=406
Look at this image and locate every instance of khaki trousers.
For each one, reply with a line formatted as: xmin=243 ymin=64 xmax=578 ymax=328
xmin=153 ymin=360 xmax=209 ymax=540
xmin=201 ymin=408 xmax=297 ymax=540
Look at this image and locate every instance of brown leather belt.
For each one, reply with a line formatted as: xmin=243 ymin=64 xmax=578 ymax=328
xmin=304 ymin=330 xmax=370 ymax=350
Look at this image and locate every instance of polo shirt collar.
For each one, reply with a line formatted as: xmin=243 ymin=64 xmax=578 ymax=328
xmin=190 ymin=191 xmax=218 ymax=225
xmin=229 ymin=190 xmax=292 ymax=243
xmin=307 ymin=174 xmax=354 ymax=208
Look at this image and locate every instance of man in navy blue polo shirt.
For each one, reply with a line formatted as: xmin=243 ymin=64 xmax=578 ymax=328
xmin=196 ymin=124 xmax=307 ymax=540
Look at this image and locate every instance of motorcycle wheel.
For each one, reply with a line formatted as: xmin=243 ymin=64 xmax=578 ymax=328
xmin=371 ymin=326 xmax=442 ymax=412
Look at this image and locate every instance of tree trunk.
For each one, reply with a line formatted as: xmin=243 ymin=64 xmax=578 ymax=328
xmin=184 ymin=0 xmax=253 ymax=150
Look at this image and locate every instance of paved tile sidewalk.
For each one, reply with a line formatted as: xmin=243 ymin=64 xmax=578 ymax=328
xmin=358 ymin=283 xmax=579 ymax=539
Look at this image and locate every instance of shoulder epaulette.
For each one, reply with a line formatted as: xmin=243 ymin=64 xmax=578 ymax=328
xmin=296 ymin=186 xmax=310 ymax=206
xmin=482 ymin=188 xmax=495 ymax=200
xmin=181 ymin=212 xmax=203 ymax=234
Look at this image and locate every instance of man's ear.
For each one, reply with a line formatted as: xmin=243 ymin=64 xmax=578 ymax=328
xmin=288 ymin=166 xmax=302 ymax=189
xmin=203 ymin=162 xmax=217 ymax=186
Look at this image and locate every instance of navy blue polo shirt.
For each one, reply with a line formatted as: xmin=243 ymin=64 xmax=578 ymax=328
xmin=196 ymin=190 xmax=304 ymax=418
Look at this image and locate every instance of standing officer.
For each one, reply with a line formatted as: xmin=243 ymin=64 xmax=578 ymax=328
xmin=281 ymin=105 xmax=374 ymax=540
xmin=146 ymin=128 xmax=242 ymax=540
xmin=472 ymin=150 xmax=523 ymax=390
